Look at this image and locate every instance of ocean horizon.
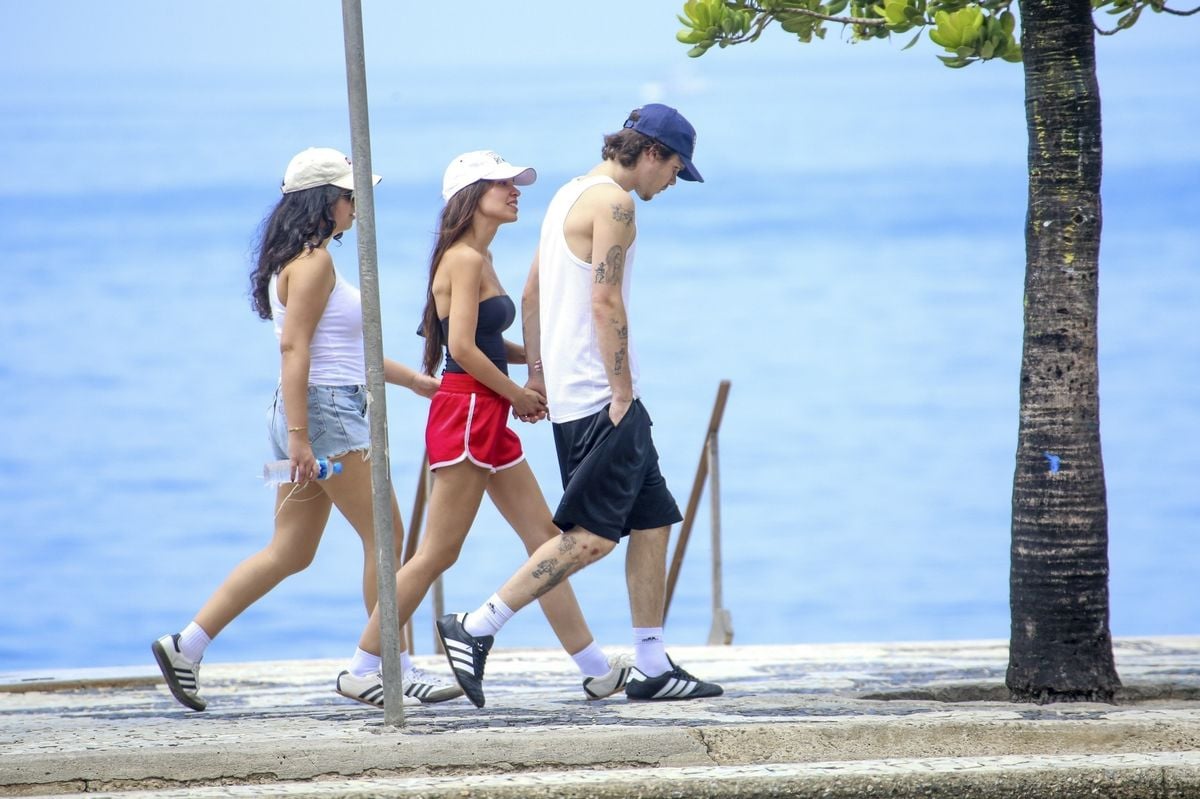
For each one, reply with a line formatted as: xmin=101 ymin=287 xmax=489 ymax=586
xmin=2 ymin=3 xmax=1197 ymax=671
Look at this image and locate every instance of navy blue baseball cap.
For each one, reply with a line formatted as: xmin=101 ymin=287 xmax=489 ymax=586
xmin=622 ymin=103 xmax=703 ymax=183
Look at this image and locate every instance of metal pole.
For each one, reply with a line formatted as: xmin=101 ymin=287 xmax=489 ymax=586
xmin=340 ymin=0 xmax=404 ymax=726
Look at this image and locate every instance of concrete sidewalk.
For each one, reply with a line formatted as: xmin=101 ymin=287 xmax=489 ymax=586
xmin=2 ymin=637 xmax=1200 ymax=798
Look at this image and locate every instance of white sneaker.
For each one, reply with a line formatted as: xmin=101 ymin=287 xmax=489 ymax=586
xmin=336 ymin=670 xmax=385 ymax=707
xmin=403 ymin=666 xmax=465 ymax=703
xmin=151 ymin=634 xmax=206 ymax=711
xmin=335 ymin=667 xmax=464 ymax=708
xmin=582 ymin=654 xmax=634 ymax=700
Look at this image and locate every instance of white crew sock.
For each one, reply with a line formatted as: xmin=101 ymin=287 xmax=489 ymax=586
xmin=348 ymin=648 xmax=413 ymax=678
xmin=463 ymin=594 xmax=514 ymax=638
xmin=633 ymin=626 xmax=671 ymax=677
xmin=348 ymin=647 xmax=382 ymax=678
xmin=571 ymin=640 xmax=612 ymax=678
xmin=179 ymin=622 xmax=211 ymax=663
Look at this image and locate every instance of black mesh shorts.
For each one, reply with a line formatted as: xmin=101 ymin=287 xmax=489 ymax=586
xmin=551 ymin=399 xmax=683 ymax=542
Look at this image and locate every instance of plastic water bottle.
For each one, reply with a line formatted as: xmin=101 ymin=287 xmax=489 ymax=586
xmin=263 ymin=458 xmax=343 ymax=485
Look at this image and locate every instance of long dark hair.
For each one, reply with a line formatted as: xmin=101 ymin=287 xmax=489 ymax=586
xmin=420 ymin=181 xmax=488 ymax=375
xmin=249 ymin=184 xmax=345 ymax=320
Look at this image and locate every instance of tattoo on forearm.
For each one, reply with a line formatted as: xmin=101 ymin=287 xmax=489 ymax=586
xmin=611 ymin=204 xmax=634 ymax=227
xmin=612 ymin=321 xmax=628 ymax=376
xmin=593 ymin=245 xmax=625 ymax=286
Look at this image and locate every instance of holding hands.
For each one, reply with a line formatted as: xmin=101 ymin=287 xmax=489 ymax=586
xmin=512 ymin=384 xmax=548 ymax=423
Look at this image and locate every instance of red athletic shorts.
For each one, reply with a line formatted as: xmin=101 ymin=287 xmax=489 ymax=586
xmin=425 ymin=372 xmax=524 ymax=472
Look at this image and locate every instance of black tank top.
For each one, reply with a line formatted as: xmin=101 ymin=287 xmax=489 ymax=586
xmin=441 ymin=295 xmax=516 ymax=375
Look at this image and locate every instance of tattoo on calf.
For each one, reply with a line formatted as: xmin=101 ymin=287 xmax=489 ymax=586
xmin=530 ymin=558 xmax=574 ymax=598
xmin=532 ymin=558 xmax=559 ymax=579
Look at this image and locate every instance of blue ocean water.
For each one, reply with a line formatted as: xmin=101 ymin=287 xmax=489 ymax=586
xmin=1 ymin=8 xmax=1197 ymax=671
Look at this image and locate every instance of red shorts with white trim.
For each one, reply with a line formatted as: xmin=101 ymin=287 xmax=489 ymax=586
xmin=425 ymin=372 xmax=525 ymax=473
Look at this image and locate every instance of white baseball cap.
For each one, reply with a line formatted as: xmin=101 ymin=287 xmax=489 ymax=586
xmin=442 ymin=150 xmax=536 ymax=201
xmin=282 ymin=147 xmax=381 ymax=194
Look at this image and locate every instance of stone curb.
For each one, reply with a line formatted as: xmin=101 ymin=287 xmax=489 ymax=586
xmin=4 ymin=639 xmax=1200 ymax=797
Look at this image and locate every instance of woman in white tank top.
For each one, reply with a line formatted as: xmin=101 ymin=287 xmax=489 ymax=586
xmin=153 ymin=147 xmax=462 ymax=711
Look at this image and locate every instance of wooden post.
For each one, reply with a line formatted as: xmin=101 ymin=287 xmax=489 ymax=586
xmin=402 ymin=456 xmax=429 ymax=653
xmin=664 ymin=380 xmax=731 ymax=630
xmin=706 ymin=433 xmax=733 ymax=645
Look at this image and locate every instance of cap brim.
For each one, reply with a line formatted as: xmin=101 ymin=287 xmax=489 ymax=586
xmin=482 ymin=165 xmax=536 ymax=186
xmin=330 ymin=173 xmax=382 ymax=191
xmin=678 ymin=156 xmax=703 ymax=183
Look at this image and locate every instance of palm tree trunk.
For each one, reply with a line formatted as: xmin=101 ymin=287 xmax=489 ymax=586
xmin=1007 ymin=0 xmax=1121 ymax=703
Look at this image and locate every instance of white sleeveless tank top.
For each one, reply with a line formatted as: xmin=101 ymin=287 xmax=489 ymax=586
xmin=538 ymin=175 xmax=639 ymax=423
xmin=269 ymin=266 xmax=365 ymax=385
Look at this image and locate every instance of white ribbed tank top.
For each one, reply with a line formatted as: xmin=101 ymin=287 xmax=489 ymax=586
xmin=269 ymin=267 xmax=365 ymax=385
xmin=538 ymin=175 xmax=639 ymax=423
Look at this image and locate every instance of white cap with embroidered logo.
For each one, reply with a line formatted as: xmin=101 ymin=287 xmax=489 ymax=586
xmin=442 ymin=150 xmax=536 ymax=202
xmin=281 ymin=147 xmax=381 ymax=194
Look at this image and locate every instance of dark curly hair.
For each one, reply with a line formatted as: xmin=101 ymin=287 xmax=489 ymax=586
xmin=249 ymin=185 xmax=346 ymax=320
xmin=601 ymin=109 xmax=675 ymax=168
xmin=419 ymin=181 xmax=489 ymax=376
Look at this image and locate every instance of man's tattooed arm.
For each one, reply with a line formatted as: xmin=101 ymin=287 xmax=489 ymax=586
xmin=593 ymin=245 xmax=625 ymax=285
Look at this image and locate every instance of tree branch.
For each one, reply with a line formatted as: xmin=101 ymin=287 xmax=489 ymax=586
xmin=776 ymin=6 xmax=888 ymax=26
xmin=1095 ymin=0 xmax=1199 ymax=34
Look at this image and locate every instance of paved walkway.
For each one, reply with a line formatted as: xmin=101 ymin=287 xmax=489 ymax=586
xmin=2 ymin=637 xmax=1200 ymax=797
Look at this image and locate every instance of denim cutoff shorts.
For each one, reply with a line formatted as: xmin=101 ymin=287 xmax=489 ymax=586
xmin=268 ymin=384 xmax=370 ymax=461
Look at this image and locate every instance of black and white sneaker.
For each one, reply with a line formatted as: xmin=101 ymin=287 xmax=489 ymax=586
xmin=151 ymin=633 xmax=206 ymax=711
xmin=435 ymin=612 xmax=492 ymax=708
xmin=625 ymin=657 xmax=723 ymax=701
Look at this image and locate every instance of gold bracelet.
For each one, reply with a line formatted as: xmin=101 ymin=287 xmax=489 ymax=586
xmin=287 ymin=426 xmax=307 ymax=433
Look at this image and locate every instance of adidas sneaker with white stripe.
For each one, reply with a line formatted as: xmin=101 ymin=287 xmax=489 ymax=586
xmin=335 ymin=666 xmax=464 ymax=708
xmin=624 ymin=657 xmax=724 ymax=701
xmin=583 ymin=654 xmax=634 ymax=700
xmin=435 ymin=612 xmax=493 ymax=708
xmin=151 ymin=633 xmax=206 ymax=711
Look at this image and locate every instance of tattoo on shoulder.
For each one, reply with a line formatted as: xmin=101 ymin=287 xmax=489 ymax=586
xmin=611 ymin=203 xmax=634 ymax=227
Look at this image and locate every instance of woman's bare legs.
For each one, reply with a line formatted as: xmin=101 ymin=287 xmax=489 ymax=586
xmin=486 ymin=460 xmax=594 ymax=656
xmin=356 ymin=460 xmax=489 ymax=654
xmin=194 ymin=479 xmax=333 ymax=638
xmin=318 ymin=452 xmax=405 ymax=614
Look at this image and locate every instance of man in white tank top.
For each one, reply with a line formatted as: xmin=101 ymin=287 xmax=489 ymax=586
xmin=436 ymin=105 xmax=723 ymax=706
